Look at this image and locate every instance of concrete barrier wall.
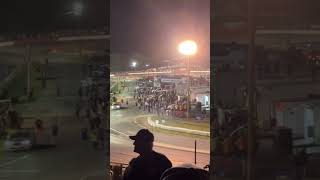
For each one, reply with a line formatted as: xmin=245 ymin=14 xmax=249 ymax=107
xmin=147 ymin=118 xmax=210 ymax=137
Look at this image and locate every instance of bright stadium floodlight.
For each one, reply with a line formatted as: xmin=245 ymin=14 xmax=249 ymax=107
xmin=178 ymin=40 xmax=198 ymax=56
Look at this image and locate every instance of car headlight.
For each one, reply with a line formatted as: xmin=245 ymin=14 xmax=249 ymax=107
xmin=116 ymin=105 xmax=120 ymax=108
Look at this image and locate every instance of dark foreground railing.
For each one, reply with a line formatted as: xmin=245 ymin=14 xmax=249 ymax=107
xmin=110 ymin=162 xmax=128 ymax=180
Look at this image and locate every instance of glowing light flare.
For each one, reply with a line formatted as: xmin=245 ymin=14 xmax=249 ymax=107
xmin=178 ymin=40 xmax=198 ymax=56
xmin=131 ymin=62 xmax=137 ymax=68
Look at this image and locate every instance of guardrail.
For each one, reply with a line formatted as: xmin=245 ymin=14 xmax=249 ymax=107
xmin=110 ymin=162 xmax=128 ymax=180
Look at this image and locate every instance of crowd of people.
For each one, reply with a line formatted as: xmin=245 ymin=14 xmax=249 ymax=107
xmin=134 ymin=86 xmax=198 ymax=118
xmin=134 ymin=84 xmax=207 ymax=119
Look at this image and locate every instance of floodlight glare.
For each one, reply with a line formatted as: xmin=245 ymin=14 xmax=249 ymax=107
xmin=178 ymin=40 xmax=198 ymax=56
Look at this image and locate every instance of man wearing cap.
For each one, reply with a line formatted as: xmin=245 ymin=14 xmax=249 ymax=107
xmin=123 ymin=129 xmax=172 ymax=180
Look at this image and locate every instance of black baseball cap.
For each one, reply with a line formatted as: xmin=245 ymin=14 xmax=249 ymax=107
xmin=129 ymin=129 xmax=154 ymax=142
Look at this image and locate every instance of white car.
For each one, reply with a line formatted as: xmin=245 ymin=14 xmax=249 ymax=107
xmin=111 ymin=103 xmax=121 ymax=110
xmin=111 ymin=103 xmax=128 ymax=110
xmin=4 ymin=129 xmax=35 ymax=151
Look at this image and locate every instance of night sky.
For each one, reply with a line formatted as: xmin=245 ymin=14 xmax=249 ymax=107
xmin=0 ymin=0 xmax=108 ymax=34
xmin=0 ymin=0 xmax=210 ymax=70
xmin=111 ymin=0 xmax=210 ymax=69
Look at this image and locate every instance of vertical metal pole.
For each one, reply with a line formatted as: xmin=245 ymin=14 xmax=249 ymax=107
xmin=194 ymin=140 xmax=197 ymax=165
xmin=117 ymin=76 xmax=120 ymax=93
xmin=247 ymin=0 xmax=255 ymax=178
xmin=211 ymin=39 xmax=217 ymax=180
xmin=187 ymin=55 xmax=190 ymax=121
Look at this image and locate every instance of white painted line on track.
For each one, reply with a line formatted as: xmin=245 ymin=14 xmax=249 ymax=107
xmin=154 ymin=142 xmax=210 ymax=154
xmin=110 ymin=128 xmax=129 ymax=137
xmin=134 ymin=119 xmax=147 ymax=129
xmin=0 ymin=155 xmax=30 ymax=168
xmin=148 ymin=119 xmax=210 ymax=137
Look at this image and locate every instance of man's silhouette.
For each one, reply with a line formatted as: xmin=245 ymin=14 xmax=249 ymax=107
xmin=123 ymin=129 xmax=172 ymax=180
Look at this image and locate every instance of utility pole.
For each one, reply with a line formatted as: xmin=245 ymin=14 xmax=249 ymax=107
xmin=186 ymin=55 xmax=190 ymax=122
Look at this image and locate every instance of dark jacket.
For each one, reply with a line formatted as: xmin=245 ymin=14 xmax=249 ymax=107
xmin=123 ymin=151 xmax=172 ymax=180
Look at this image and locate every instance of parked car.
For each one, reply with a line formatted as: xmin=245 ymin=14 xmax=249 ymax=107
xmin=111 ymin=102 xmax=128 ymax=110
xmin=111 ymin=103 xmax=121 ymax=110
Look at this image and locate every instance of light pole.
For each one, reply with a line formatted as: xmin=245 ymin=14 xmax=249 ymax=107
xmin=178 ymin=40 xmax=198 ymax=122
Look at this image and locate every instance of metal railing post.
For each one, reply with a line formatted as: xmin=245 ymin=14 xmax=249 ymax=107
xmin=195 ymin=140 xmax=197 ymax=164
